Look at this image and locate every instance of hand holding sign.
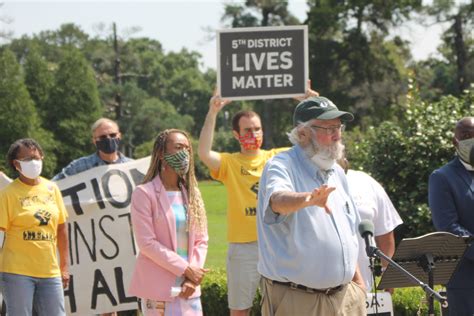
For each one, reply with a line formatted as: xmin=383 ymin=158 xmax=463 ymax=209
xmin=61 ymin=268 xmax=70 ymax=288
xmin=209 ymin=88 xmax=232 ymax=115
xmin=293 ymin=79 xmax=319 ymax=102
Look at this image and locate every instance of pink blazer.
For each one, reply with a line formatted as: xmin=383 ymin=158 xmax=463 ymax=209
xmin=128 ymin=176 xmax=208 ymax=301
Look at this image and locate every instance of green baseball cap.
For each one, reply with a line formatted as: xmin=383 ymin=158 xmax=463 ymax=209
xmin=293 ymin=96 xmax=354 ymax=126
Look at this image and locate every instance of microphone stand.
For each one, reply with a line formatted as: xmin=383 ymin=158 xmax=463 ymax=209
xmin=368 ymin=256 xmax=379 ymax=315
xmin=367 ymin=246 xmax=448 ymax=316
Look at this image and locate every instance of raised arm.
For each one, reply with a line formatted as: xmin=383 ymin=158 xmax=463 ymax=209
xmin=198 ymin=90 xmax=231 ymax=171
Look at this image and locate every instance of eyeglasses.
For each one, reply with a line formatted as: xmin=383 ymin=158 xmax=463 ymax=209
xmin=309 ymin=124 xmax=345 ymax=135
xmin=16 ymin=156 xmax=43 ymax=162
xmin=96 ymin=133 xmax=119 ymax=140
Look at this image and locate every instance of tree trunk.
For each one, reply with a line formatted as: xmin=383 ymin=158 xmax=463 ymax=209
xmin=453 ymin=13 xmax=468 ymax=93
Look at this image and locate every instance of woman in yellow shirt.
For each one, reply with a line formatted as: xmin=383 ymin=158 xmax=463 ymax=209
xmin=0 ymin=138 xmax=69 ymax=316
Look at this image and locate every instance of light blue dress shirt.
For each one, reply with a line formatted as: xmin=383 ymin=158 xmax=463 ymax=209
xmin=52 ymin=152 xmax=132 ymax=181
xmin=257 ymin=144 xmax=360 ymax=289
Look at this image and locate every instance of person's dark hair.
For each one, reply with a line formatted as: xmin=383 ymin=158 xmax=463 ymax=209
xmin=231 ymin=110 xmax=260 ymax=133
xmin=6 ymin=138 xmax=44 ymax=171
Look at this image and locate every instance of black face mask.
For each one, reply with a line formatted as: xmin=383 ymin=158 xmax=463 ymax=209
xmin=95 ymin=138 xmax=120 ymax=154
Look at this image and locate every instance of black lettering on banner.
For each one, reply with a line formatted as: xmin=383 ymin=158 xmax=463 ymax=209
xmin=118 ymin=212 xmax=137 ymax=255
xmin=245 ymin=207 xmax=257 ymax=216
xmin=61 ymin=183 xmax=87 ymax=215
xmin=101 ymin=170 xmax=132 ymax=209
xmin=91 ymin=178 xmax=106 ymax=209
xmin=114 ymin=267 xmax=137 ymax=303
xmin=91 ymin=269 xmax=118 ymax=309
xmin=64 ymin=274 xmax=77 ymax=313
xmin=99 ymin=215 xmax=120 ymax=260
xmin=74 ymin=220 xmax=97 ymax=264
xmin=129 ymin=168 xmax=145 ymax=186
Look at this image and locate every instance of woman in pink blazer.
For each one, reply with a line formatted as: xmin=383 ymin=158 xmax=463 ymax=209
xmin=129 ymin=129 xmax=209 ymax=316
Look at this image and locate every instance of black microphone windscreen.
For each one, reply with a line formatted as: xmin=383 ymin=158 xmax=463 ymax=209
xmin=358 ymin=219 xmax=375 ymax=237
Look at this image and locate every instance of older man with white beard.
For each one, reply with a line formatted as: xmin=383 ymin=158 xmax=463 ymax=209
xmin=256 ymin=96 xmax=366 ymax=316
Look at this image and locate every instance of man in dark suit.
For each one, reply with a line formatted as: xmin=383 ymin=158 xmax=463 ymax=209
xmin=429 ymin=116 xmax=474 ymax=315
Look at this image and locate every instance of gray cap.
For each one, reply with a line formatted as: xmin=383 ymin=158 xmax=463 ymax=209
xmin=293 ymin=96 xmax=354 ymax=126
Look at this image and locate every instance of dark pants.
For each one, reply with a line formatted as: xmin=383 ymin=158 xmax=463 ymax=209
xmin=446 ymin=288 xmax=474 ymax=316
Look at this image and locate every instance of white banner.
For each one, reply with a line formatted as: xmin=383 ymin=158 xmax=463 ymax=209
xmin=55 ymin=157 xmax=150 ymax=315
xmin=366 ymin=292 xmax=394 ymax=315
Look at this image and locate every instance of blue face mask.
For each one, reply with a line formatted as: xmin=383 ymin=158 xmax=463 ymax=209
xmin=96 ymin=138 xmax=120 ymax=154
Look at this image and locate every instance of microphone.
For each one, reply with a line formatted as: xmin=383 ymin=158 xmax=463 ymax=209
xmin=358 ymin=219 xmax=377 ymax=257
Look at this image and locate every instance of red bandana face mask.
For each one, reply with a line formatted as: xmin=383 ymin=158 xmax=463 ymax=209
xmin=238 ymin=132 xmax=263 ymax=151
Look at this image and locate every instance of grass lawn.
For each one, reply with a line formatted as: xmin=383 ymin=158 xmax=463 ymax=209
xmin=199 ymin=180 xmax=228 ymax=270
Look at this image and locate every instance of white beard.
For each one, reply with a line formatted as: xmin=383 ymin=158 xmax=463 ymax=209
xmin=304 ymin=138 xmax=345 ymax=171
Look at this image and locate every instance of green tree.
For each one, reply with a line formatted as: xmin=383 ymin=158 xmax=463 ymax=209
xmin=130 ymin=97 xmax=193 ymax=146
xmin=23 ymin=44 xmax=54 ymax=122
xmin=45 ymin=47 xmax=103 ymax=170
xmin=37 ymin=23 xmax=89 ymax=48
xmin=347 ymin=83 xmax=474 ymax=238
xmin=424 ymin=0 xmax=474 ymax=94
xmin=222 ymin=0 xmax=299 ymax=28
xmin=0 ymin=48 xmax=56 ymax=177
xmin=413 ymin=0 xmax=474 ymax=100
xmin=307 ymin=0 xmax=421 ymax=127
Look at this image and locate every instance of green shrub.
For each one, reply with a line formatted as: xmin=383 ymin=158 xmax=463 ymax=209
xmin=201 ymin=269 xmax=261 ymax=316
xmin=346 ymin=87 xmax=473 ymax=239
xmin=392 ymin=286 xmax=443 ymax=315
xmin=201 ymin=269 xmax=229 ymax=315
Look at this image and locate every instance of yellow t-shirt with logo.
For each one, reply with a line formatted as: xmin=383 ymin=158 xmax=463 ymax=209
xmin=211 ymin=148 xmax=288 ymax=243
xmin=0 ymin=177 xmax=68 ymax=278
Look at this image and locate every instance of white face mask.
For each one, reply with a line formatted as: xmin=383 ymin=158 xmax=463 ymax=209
xmin=456 ymin=137 xmax=474 ymax=166
xmin=17 ymin=159 xmax=43 ymax=179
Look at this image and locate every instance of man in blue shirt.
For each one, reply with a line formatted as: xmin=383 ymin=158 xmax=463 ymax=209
xmin=52 ymin=118 xmax=133 ymax=316
xmin=52 ymin=118 xmax=132 ymax=180
xmin=257 ymin=96 xmax=366 ymax=316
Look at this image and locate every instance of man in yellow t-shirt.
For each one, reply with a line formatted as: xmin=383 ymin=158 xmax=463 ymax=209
xmin=198 ymin=92 xmax=291 ymax=316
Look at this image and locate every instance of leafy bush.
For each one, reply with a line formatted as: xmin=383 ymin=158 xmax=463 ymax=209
xmin=346 ymin=86 xmax=473 ymax=238
xmin=392 ymin=286 xmax=443 ymax=316
xmin=201 ymin=269 xmax=229 ymax=315
xmin=201 ymin=269 xmax=261 ymax=316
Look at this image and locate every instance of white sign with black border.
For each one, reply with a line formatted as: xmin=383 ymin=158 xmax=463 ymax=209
xmin=217 ymin=25 xmax=308 ymax=100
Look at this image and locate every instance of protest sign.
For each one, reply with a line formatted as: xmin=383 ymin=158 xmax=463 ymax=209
xmin=217 ymin=25 xmax=308 ymax=100
xmin=55 ymin=157 xmax=150 ymax=315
